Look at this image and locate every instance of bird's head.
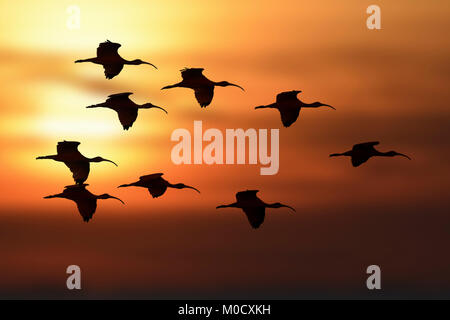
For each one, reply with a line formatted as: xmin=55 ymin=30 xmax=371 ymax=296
xmin=141 ymin=103 xmax=168 ymax=114
xmin=385 ymin=151 xmax=411 ymax=160
xmin=215 ymin=81 xmax=245 ymax=91
xmin=131 ymin=59 xmax=157 ymax=69
xmin=90 ymin=157 xmax=118 ymax=166
xmin=97 ymin=194 xmax=125 ymax=204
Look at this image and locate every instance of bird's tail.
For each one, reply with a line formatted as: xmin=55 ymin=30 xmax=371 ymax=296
xmin=255 ymin=103 xmax=276 ymax=110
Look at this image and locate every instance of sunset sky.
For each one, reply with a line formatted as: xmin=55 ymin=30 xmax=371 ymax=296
xmin=0 ymin=0 xmax=449 ymax=298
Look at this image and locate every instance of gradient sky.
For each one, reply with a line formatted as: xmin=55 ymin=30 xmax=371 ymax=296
xmin=0 ymin=0 xmax=449 ymax=298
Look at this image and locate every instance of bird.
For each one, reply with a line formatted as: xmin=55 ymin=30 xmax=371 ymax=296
xmin=118 ymin=173 xmax=200 ymax=198
xmin=255 ymin=90 xmax=335 ymax=127
xmin=216 ymin=190 xmax=295 ymax=229
xmin=161 ymin=68 xmax=244 ymax=108
xmin=329 ymin=141 xmax=411 ymax=167
xmin=75 ymin=40 xmax=157 ymax=79
xmin=86 ymin=92 xmax=168 ymax=130
xmin=36 ymin=141 xmax=118 ymax=184
xmin=44 ymin=184 xmax=124 ymax=222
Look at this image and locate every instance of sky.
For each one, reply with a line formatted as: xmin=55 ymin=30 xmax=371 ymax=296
xmin=0 ymin=0 xmax=449 ymax=298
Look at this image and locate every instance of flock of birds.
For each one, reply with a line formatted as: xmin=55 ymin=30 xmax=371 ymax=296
xmin=36 ymin=40 xmax=411 ymax=228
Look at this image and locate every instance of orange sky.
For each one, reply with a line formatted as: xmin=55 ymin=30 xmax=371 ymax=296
xmin=0 ymin=0 xmax=449 ymax=298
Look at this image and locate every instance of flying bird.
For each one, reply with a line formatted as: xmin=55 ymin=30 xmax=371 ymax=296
xmin=75 ymin=40 xmax=157 ymax=79
xmin=36 ymin=141 xmax=117 ymax=184
xmin=329 ymin=141 xmax=411 ymax=167
xmin=216 ymin=190 xmax=295 ymax=229
xmin=118 ymin=173 xmax=200 ymax=198
xmin=161 ymin=68 xmax=244 ymax=108
xmin=255 ymin=90 xmax=335 ymax=127
xmin=87 ymin=92 xmax=167 ymax=130
xmin=44 ymin=184 xmax=124 ymax=222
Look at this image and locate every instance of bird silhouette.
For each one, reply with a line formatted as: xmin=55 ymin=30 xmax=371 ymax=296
xmin=161 ymin=68 xmax=244 ymax=108
xmin=36 ymin=141 xmax=117 ymax=184
xmin=329 ymin=141 xmax=411 ymax=167
xmin=118 ymin=173 xmax=200 ymax=198
xmin=75 ymin=40 xmax=157 ymax=79
xmin=216 ymin=190 xmax=295 ymax=229
xmin=255 ymin=90 xmax=335 ymax=127
xmin=86 ymin=92 xmax=167 ymax=130
xmin=44 ymin=184 xmax=124 ymax=222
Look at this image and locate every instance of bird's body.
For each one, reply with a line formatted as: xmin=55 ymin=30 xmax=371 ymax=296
xmin=255 ymin=90 xmax=335 ymax=127
xmin=36 ymin=141 xmax=117 ymax=184
xmin=44 ymin=184 xmax=124 ymax=222
xmin=161 ymin=68 xmax=244 ymax=108
xmin=330 ymin=141 xmax=411 ymax=167
xmin=118 ymin=173 xmax=200 ymax=198
xmin=75 ymin=40 xmax=157 ymax=79
xmin=87 ymin=92 xmax=167 ymax=130
xmin=216 ymin=190 xmax=295 ymax=229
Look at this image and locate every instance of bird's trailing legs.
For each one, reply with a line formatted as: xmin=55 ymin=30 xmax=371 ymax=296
xmin=254 ymin=103 xmax=277 ymax=110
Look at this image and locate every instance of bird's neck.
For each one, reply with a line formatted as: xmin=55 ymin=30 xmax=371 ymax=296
xmin=124 ymin=59 xmax=139 ymax=65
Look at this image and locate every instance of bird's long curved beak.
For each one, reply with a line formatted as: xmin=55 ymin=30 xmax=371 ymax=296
xmin=105 ymin=159 xmax=118 ymax=167
xmin=152 ymin=105 xmax=168 ymax=114
xmin=322 ymin=104 xmax=336 ymax=110
xmin=229 ymin=83 xmax=245 ymax=91
xmin=109 ymin=196 xmax=125 ymax=204
xmin=396 ymin=153 xmax=412 ymax=160
xmin=142 ymin=61 xmax=158 ymax=69
xmin=281 ymin=204 xmax=296 ymax=212
xmin=186 ymin=185 xmax=201 ymax=193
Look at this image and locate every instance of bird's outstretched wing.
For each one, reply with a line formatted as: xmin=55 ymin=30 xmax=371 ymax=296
xmin=97 ymin=40 xmax=121 ymax=58
xmin=139 ymin=173 xmax=164 ymax=181
xmin=353 ymin=141 xmax=380 ymax=151
xmin=278 ymin=107 xmax=301 ymax=128
xmin=103 ymin=63 xmax=124 ymax=79
xmin=236 ymin=190 xmax=259 ymax=202
xmin=181 ymin=68 xmax=204 ymax=80
xmin=137 ymin=173 xmax=167 ymax=198
xmin=65 ymin=161 xmax=90 ymax=184
xmin=75 ymin=198 xmax=97 ymax=222
xmin=194 ymin=86 xmax=214 ymax=108
xmin=242 ymin=206 xmax=266 ymax=229
xmin=108 ymin=92 xmax=133 ymax=99
xmin=276 ymin=91 xmax=300 ymax=103
xmin=351 ymin=155 xmax=371 ymax=167
xmin=116 ymin=107 xmax=138 ymax=130
xmin=147 ymin=184 xmax=168 ymax=198
xmin=57 ymin=141 xmax=80 ymax=155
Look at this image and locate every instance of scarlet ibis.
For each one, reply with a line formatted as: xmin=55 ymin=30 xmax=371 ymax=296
xmin=36 ymin=141 xmax=117 ymax=184
xmin=255 ymin=90 xmax=335 ymax=127
xmin=86 ymin=92 xmax=167 ymax=130
xmin=161 ymin=68 xmax=244 ymax=108
xmin=118 ymin=173 xmax=200 ymax=198
xmin=44 ymin=184 xmax=124 ymax=222
xmin=216 ymin=190 xmax=295 ymax=229
xmin=75 ymin=40 xmax=157 ymax=79
xmin=329 ymin=141 xmax=411 ymax=167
